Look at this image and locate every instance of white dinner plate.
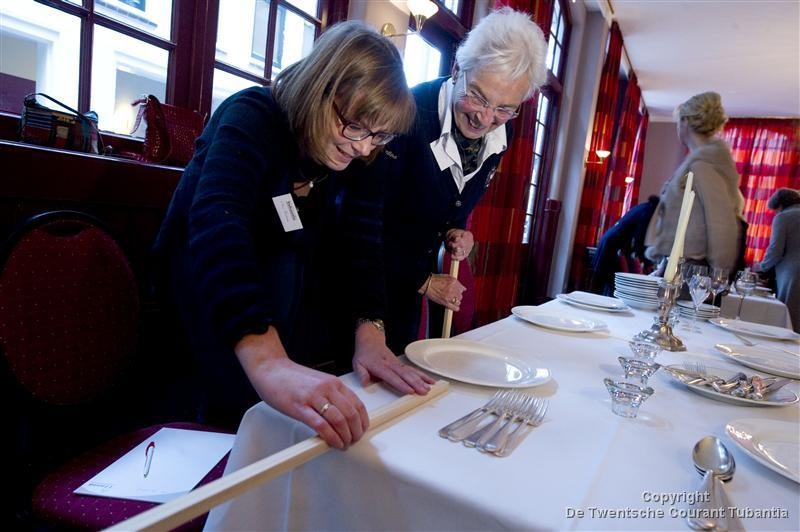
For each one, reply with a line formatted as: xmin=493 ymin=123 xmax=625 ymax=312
xmin=709 ymin=318 xmax=800 ymax=342
xmin=726 ymin=418 xmax=800 ymax=483
xmin=511 ymin=307 xmax=608 ymax=332
xmin=404 ymin=339 xmax=551 ymax=388
xmin=715 ymin=343 xmax=800 ymax=379
xmin=560 ymin=291 xmax=629 ymax=310
xmin=556 ymin=294 xmax=631 ymax=313
xmin=663 ymin=364 xmax=799 ymax=407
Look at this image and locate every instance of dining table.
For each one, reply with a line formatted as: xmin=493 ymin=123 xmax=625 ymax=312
xmin=720 ymin=292 xmax=793 ymax=330
xmin=205 ymin=298 xmax=800 ymax=531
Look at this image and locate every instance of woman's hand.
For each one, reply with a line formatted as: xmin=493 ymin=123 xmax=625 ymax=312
xmin=424 ymin=274 xmax=466 ymax=311
xmin=236 ymin=328 xmax=369 ymax=449
xmin=446 ymin=229 xmax=475 ymax=261
xmin=352 ymin=322 xmax=434 ymax=395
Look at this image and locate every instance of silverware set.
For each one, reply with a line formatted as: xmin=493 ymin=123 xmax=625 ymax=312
xmin=670 ymin=362 xmax=791 ymax=400
xmin=438 ymin=390 xmax=548 ymax=457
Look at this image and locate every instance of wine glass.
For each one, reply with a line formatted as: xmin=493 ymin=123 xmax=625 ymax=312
xmin=709 ymin=267 xmax=729 ymax=307
xmin=688 ymin=274 xmax=711 ymax=332
xmin=734 ymin=269 xmax=757 ymax=320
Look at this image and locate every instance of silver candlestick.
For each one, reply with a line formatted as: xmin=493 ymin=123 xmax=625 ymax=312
xmin=636 ymin=277 xmax=686 ymax=351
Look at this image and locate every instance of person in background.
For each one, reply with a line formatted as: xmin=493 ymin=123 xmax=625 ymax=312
xmin=592 ymin=195 xmax=659 ymax=295
xmin=645 ymin=91 xmax=745 ymax=275
xmin=355 ymin=7 xmax=547 ymax=353
xmin=752 ymin=188 xmax=800 ymax=333
xmin=154 ymin=21 xmax=433 ymax=449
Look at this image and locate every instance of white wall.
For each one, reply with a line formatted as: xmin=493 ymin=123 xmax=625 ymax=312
xmin=638 ymin=120 xmax=684 ymax=203
xmin=546 ymin=9 xmax=609 ymax=297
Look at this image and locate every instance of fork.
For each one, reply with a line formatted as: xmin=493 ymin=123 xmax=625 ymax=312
xmin=442 ymin=391 xmax=514 ymax=442
xmin=438 ymin=390 xmax=506 ymax=440
xmin=481 ymin=395 xmax=538 ymax=453
xmin=462 ymin=394 xmax=522 ymax=447
xmin=494 ymin=399 xmax=548 ymax=457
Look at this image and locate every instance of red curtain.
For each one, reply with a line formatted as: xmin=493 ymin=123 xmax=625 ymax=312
xmin=468 ymin=0 xmax=553 ymax=325
xmin=596 ymin=73 xmax=642 ymax=238
xmin=568 ymin=22 xmax=623 ymax=289
xmin=721 ymin=118 xmax=800 ymax=263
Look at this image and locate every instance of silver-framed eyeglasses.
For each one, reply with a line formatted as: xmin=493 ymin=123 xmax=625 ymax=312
xmin=333 ymin=103 xmax=395 ymax=146
xmin=458 ymin=72 xmax=520 ymax=121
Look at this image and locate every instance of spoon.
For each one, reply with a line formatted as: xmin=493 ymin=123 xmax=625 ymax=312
xmin=687 ymin=436 xmax=735 ymax=530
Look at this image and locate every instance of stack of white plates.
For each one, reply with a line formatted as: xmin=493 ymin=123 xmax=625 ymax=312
xmin=676 ymin=301 xmax=720 ymax=320
xmin=613 ymin=272 xmax=661 ymax=310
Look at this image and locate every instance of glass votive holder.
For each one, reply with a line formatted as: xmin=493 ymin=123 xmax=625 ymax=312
xmin=628 ymin=338 xmax=663 ymax=361
xmin=618 ymin=356 xmax=661 ymax=386
xmin=604 ymin=378 xmax=654 ymax=418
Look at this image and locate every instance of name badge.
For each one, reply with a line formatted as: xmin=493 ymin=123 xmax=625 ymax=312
xmin=272 ymin=193 xmax=303 ymax=232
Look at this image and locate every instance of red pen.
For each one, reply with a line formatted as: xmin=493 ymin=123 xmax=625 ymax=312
xmin=143 ymin=441 xmax=155 ymax=478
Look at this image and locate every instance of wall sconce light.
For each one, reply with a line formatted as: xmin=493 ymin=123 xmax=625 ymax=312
xmin=586 ymin=149 xmax=612 ymax=164
xmin=381 ymin=0 xmax=439 ymax=38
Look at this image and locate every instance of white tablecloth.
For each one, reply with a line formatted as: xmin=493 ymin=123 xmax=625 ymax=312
xmin=720 ymin=293 xmax=793 ymax=329
xmin=206 ymin=301 xmax=800 ymax=531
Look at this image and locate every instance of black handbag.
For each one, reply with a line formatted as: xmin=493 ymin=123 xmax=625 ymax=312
xmin=19 ymin=93 xmax=104 ymax=154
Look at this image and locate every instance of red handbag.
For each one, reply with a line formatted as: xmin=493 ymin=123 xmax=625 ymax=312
xmin=131 ymin=95 xmax=205 ymax=167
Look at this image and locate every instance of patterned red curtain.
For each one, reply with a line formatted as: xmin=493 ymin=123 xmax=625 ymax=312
xmin=721 ymin=118 xmax=800 ymax=263
xmin=596 ymin=73 xmax=642 ymax=238
xmin=468 ymin=0 xmax=553 ymax=325
xmin=568 ymin=22 xmax=623 ymax=290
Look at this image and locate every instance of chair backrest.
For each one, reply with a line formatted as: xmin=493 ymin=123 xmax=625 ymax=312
xmin=0 ymin=211 xmax=139 ymax=405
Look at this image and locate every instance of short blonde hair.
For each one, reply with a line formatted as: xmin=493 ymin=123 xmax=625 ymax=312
xmin=272 ymin=21 xmax=415 ymax=164
xmin=676 ymin=91 xmax=727 ymax=136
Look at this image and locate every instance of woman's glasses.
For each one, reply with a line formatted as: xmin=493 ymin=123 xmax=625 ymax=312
xmin=458 ymin=73 xmax=520 ymax=121
xmin=332 ymin=103 xmax=395 ymax=146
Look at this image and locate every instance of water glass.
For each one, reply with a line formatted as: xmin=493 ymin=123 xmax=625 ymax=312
xmin=734 ymin=269 xmax=757 ymax=319
xmin=604 ymin=378 xmax=654 ymax=418
xmin=618 ymin=356 xmax=661 ymax=386
xmin=628 ymin=338 xmax=663 ymax=360
xmin=688 ymin=274 xmax=711 ymax=333
xmin=710 ymin=267 xmax=729 ymax=306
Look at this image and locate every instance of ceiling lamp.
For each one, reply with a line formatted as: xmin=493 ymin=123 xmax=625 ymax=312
xmin=381 ymin=0 xmax=439 ymax=38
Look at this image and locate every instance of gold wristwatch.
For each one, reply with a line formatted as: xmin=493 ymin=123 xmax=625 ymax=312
xmin=355 ymin=318 xmax=385 ymax=333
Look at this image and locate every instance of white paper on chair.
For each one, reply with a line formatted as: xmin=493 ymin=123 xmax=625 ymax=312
xmin=74 ymin=428 xmax=234 ymax=503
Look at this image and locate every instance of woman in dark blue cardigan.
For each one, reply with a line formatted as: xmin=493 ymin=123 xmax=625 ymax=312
xmin=155 ymin=21 xmax=432 ymax=449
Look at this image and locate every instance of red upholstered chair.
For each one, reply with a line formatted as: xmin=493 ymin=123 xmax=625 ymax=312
xmin=0 ymin=211 xmax=228 ymax=529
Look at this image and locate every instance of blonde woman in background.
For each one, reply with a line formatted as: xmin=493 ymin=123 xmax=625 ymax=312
xmin=646 ymin=91 xmax=745 ymax=274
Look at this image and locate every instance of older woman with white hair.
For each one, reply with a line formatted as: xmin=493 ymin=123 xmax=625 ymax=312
xmin=646 ymin=91 xmax=746 ymax=274
xmin=351 ymin=6 xmax=548 ymax=352
xmin=753 ymin=188 xmax=800 ymax=332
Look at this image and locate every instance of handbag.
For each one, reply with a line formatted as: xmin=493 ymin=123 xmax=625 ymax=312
xmin=131 ymin=95 xmax=205 ymax=166
xmin=19 ymin=93 xmax=103 ymax=154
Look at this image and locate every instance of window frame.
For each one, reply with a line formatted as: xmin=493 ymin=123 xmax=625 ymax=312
xmin=518 ymin=0 xmax=571 ymax=304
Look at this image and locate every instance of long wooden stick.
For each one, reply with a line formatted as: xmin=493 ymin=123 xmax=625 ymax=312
xmin=106 ymin=380 xmax=449 ymax=532
xmin=441 ymin=259 xmax=460 ymax=338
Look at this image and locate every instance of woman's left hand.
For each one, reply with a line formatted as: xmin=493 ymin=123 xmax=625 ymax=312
xmin=352 ymin=323 xmax=434 ymax=395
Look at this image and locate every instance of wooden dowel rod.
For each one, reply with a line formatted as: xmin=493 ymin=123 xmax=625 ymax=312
xmin=106 ymin=380 xmax=449 ymax=532
xmin=441 ymin=259 xmax=460 ymax=338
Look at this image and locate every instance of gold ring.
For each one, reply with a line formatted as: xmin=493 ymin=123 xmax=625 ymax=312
xmin=319 ymin=402 xmax=331 ymax=416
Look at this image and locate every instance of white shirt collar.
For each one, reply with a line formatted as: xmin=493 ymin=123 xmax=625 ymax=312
xmin=428 ymin=78 xmax=508 ymax=192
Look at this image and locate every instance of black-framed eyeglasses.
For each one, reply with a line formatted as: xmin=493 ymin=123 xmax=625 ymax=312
xmin=458 ymin=72 xmax=520 ymax=121
xmin=333 ymin=103 xmax=395 ymax=146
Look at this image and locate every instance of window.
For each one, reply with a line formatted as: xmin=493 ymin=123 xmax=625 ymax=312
xmin=0 ymin=0 xmax=334 ymax=139
xmin=212 ymin=0 xmax=319 ymax=116
xmin=403 ymin=33 xmax=442 ymax=87
xmin=521 ymin=0 xmax=570 ymax=245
